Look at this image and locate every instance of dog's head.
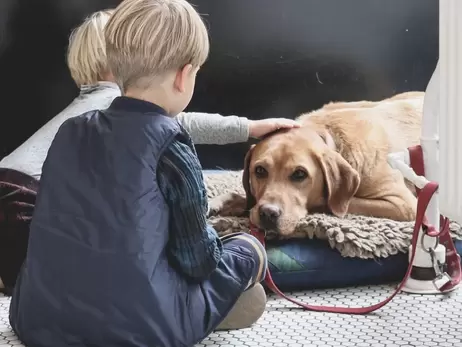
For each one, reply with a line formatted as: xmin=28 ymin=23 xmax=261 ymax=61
xmin=242 ymin=126 xmax=360 ymax=237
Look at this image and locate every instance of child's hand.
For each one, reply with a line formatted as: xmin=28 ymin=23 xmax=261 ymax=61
xmin=248 ymin=118 xmax=300 ymax=139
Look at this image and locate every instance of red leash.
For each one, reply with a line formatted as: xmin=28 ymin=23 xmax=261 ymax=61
xmin=250 ymin=145 xmax=461 ymax=314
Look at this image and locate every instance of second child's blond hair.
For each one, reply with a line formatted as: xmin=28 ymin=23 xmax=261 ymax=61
xmin=104 ymin=0 xmax=210 ymax=92
xmin=67 ymin=9 xmax=114 ymax=86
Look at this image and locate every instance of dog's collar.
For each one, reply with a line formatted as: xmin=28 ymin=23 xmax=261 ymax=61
xmin=249 ymin=222 xmax=265 ymax=237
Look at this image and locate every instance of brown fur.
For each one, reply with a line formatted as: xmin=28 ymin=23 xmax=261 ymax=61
xmin=209 ymin=91 xmax=424 ymax=237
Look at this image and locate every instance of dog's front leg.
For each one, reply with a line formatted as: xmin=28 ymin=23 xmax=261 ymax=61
xmin=207 ymin=192 xmax=248 ymax=218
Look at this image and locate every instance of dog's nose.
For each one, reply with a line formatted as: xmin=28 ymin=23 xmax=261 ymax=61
xmin=258 ymin=204 xmax=281 ymax=229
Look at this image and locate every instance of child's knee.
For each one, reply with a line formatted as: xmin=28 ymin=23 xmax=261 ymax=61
xmin=223 ymin=233 xmax=268 ymax=283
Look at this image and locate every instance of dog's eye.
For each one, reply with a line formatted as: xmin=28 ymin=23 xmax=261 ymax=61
xmin=290 ymin=169 xmax=308 ymax=182
xmin=255 ymin=166 xmax=268 ymax=178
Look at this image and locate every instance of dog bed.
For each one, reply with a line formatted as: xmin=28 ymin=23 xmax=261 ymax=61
xmin=204 ymin=170 xmax=462 ymax=290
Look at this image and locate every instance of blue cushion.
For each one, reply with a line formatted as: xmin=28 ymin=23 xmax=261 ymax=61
xmin=265 ymin=238 xmax=462 ymax=291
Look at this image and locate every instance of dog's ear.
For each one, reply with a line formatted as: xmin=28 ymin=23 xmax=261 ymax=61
xmin=318 ymin=129 xmax=336 ymax=150
xmin=317 ymin=150 xmax=360 ymax=217
xmin=242 ymin=144 xmax=256 ymax=209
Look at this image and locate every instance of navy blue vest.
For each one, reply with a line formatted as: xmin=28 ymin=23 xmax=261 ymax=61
xmin=9 ymin=98 xmax=209 ymax=347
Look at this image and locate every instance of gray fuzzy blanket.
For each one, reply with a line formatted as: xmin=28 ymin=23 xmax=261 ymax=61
xmin=204 ymin=171 xmax=462 ymax=259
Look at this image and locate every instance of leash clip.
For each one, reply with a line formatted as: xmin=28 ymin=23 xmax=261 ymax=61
xmin=429 ymin=248 xmax=444 ymax=276
xmin=429 ymin=247 xmax=452 ymax=290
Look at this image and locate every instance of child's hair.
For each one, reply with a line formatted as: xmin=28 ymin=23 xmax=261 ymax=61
xmin=104 ymin=0 xmax=210 ymax=92
xmin=67 ymin=9 xmax=114 ymax=86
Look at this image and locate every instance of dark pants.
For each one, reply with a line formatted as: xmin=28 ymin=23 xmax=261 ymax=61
xmin=193 ymin=232 xmax=268 ymax=341
xmin=0 ymin=168 xmax=38 ymax=295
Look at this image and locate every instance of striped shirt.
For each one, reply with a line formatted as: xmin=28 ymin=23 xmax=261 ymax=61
xmin=157 ymin=130 xmax=224 ymax=280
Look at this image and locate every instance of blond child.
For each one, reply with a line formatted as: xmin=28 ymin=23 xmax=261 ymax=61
xmin=9 ymin=1 xmax=299 ymax=346
xmin=0 ymin=9 xmax=297 ymax=179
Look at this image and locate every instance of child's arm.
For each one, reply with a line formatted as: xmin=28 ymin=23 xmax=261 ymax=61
xmin=176 ymin=112 xmax=249 ymax=145
xmin=157 ymin=137 xmax=223 ymax=280
xmin=176 ymin=112 xmax=301 ymax=145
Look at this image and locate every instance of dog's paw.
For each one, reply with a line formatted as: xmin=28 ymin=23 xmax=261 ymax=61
xmin=207 ymin=198 xmax=223 ymax=218
xmin=220 ymin=193 xmax=247 ymax=216
xmin=207 ymin=192 xmax=247 ymax=218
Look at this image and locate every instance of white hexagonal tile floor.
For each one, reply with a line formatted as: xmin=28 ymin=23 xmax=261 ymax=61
xmin=2 ymin=284 xmax=462 ymax=346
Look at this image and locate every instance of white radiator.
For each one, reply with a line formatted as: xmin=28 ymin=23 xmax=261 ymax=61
xmin=438 ymin=0 xmax=462 ymax=225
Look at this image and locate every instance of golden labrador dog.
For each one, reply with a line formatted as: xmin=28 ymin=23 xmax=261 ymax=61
xmin=209 ymin=91 xmax=424 ymax=237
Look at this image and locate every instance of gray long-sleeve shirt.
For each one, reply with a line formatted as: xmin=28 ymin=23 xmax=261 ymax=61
xmin=0 ymin=82 xmax=249 ymax=178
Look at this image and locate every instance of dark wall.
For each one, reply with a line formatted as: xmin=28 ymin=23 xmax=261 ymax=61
xmin=0 ymin=0 xmax=438 ymax=169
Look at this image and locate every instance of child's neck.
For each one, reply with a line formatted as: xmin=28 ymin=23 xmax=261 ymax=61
xmin=124 ymin=87 xmax=174 ymax=116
